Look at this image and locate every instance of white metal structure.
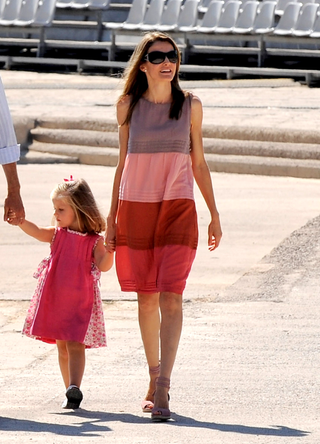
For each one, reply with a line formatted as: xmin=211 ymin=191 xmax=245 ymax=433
xmin=33 ymin=0 xmax=57 ymax=26
xmin=176 ymin=0 xmax=199 ymax=32
xmin=214 ymin=0 xmax=242 ymax=33
xmin=89 ymin=0 xmax=110 ymax=8
xmin=273 ymin=2 xmax=302 ymax=35
xmin=292 ymin=2 xmax=319 ymax=36
xmin=157 ymin=0 xmax=182 ymax=31
xmin=0 ymin=0 xmax=24 ymax=25
xmin=140 ymin=0 xmax=165 ymax=31
xmin=252 ymin=1 xmax=277 ymax=33
xmin=13 ymin=0 xmax=39 ymax=26
xmin=233 ymin=1 xmax=260 ymax=33
xmin=197 ymin=0 xmax=224 ymax=32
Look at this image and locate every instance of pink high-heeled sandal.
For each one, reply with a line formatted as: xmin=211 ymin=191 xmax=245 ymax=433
xmin=151 ymin=377 xmax=171 ymax=422
xmin=141 ymin=364 xmax=160 ymax=413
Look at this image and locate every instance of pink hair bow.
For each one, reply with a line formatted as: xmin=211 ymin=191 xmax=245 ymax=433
xmin=64 ymin=175 xmax=74 ymax=182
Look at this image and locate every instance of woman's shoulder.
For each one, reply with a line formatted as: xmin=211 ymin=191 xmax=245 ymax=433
xmin=184 ymin=91 xmax=202 ymax=104
xmin=188 ymin=93 xmax=202 ymax=115
xmin=117 ymin=94 xmax=131 ymax=110
xmin=181 ymin=91 xmax=202 ymax=112
xmin=117 ymin=94 xmax=132 ymax=126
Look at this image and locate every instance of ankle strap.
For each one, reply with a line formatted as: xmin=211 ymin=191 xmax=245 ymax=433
xmin=149 ymin=364 xmax=160 ymax=375
xmin=156 ymin=376 xmax=170 ymax=389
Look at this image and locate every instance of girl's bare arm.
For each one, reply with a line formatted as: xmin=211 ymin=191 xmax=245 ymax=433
xmin=94 ymin=238 xmax=114 ymax=272
xmin=18 ymin=219 xmax=55 ymax=243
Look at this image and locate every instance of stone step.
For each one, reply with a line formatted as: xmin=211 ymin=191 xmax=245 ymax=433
xmin=28 ymin=141 xmax=320 ymax=178
xmin=205 ymin=138 xmax=320 ymax=160
xmin=28 ymin=141 xmax=119 ymax=166
xmin=30 ymin=127 xmax=320 ymax=160
xmin=20 ymin=149 xmax=78 ymax=164
xmin=205 ymin=153 xmax=320 ymax=179
xmin=34 ymin=117 xmax=320 ymax=144
xmin=30 ymin=127 xmax=118 ymax=149
xmin=35 ymin=117 xmax=118 ymax=133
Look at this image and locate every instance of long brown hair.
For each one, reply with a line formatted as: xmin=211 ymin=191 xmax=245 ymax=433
xmin=118 ymin=32 xmax=186 ymax=125
xmin=51 ymin=179 xmax=106 ymax=234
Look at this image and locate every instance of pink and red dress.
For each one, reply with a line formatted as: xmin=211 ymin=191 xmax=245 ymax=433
xmin=23 ymin=227 xmax=107 ymax=349
xmin=115 ymin=94 xmax=198 ymax=295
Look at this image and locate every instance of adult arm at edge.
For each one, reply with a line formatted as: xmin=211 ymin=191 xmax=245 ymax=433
xmin=2 ymin=162 xmax=25 ymax=225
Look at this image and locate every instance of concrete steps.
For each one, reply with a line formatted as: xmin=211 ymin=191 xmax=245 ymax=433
xmin=26 ymin=119 xmax=320 ymax=178
xmin=28 ymin=141 xmax=118 ymax=166
xmin=30 ymin=127 xmax=118 ymax=148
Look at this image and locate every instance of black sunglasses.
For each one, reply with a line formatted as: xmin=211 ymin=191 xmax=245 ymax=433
xmin=144 ymin=50 xmax=178 ymax=64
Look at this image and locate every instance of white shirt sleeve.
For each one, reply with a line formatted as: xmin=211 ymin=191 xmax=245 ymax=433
xmin=0 ymin=75 xmax=20 ymax=165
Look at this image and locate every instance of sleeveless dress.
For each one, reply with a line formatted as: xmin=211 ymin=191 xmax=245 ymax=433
xmin=116 ymin=94 xmax=198 ymax=295
xmin=23 ymin=227 xmax=107 ymax=349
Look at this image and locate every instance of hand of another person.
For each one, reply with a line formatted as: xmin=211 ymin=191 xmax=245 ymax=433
xmin=104 ymin=223 xmax=117 ymax=252
xmin=208 ymin=214 xmax=222 ymax=251
xmin=4 ymin=191 xmax=25 ymax=225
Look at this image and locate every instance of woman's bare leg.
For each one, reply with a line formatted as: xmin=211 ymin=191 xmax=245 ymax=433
xmin=137 ymin=292 xmax=160 ymax=400
xmin=154 ymin=292 xmax=183 ymax=410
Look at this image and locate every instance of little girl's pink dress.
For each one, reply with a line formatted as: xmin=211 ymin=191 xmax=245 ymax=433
xmin=23 ymin=227 xmax=107 ymax=348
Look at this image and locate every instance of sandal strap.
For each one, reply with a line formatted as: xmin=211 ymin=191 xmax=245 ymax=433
xmin=156 ymin=376 xmax=170 ymax=389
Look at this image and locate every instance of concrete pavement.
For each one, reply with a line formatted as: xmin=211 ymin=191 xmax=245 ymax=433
xmin=0 ymin=71 xmax=320 ymax=443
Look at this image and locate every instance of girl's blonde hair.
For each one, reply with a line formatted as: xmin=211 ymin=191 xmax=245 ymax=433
xmin=118 ymin=31 xmax=186 ymax=125
xmin=51 ymin=178 xmax=106 ymax=234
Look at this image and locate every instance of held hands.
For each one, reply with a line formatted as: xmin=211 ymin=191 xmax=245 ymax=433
xmin=104 ymin=222 xmax=116 ymax=252
xmin=4 ymin=191 xmax=25 ymax=225
xmin=208 ymin=213 xmax=222 ymax=251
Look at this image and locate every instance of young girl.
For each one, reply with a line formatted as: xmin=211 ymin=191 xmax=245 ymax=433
xmin=11 ymin=178 xmax=114 ymax=409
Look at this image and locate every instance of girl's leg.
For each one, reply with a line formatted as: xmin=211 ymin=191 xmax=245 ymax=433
xmin=154 ymin=292 xmax=183 ymax=411
xmin=66 ymin=341 xmax=86 ymax=388
xmin=137 ymin=292 xmax=161 ymax=401
xmin=56 ymin=340 xmax=69 ymax=388
xmin=57 ymin=340 xmax=85 ymax=409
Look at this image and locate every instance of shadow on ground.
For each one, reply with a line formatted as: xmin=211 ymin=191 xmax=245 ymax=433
xmin=0 ymin=410 xmax=310 ymax=438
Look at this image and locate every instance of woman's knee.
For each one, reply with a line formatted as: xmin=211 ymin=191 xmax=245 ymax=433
xmin=138 ymin=293 xmax=159 ymax=314
xmin=160 ymin=292 xmax=182 ymax=315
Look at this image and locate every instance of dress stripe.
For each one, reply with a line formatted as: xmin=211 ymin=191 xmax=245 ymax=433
xmin=117 ymin=199 xmax=198 ymax=250
xmin=119 ymin=152 xmax=194 ymax=202
xmin=116 ymin=245 xmax=197 ymax=295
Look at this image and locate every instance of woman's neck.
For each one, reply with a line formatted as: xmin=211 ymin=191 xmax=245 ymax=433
xmin=143 ymin=83 xmax=172 ymax=104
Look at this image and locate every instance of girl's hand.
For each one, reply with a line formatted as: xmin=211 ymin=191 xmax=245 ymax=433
xmin=208 ymin=214 xmax=222 ymax=251
xmin=104 ymin=223 xmax=117 ymax=252
xmin=6 ymin=209 xmax=23 ymax=225
xmin=95 ymin=238 xmax=114 ymax=272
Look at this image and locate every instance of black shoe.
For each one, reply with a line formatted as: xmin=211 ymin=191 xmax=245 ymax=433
xmin=62 ymin=385 xmax=83 ymax=409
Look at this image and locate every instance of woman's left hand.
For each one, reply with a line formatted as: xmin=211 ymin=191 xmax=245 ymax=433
xmin=104 ymin=223 xmax=117 ymax=252
xmin=208 ymin=213 xmax=222 ymax=251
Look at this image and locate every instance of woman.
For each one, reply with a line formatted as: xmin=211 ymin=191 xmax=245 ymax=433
xmin=106 ymin=31 xmax=222 ymax=421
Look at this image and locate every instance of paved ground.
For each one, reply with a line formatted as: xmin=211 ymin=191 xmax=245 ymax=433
xmin=0 ymin=71 xmax=320 ymax=443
